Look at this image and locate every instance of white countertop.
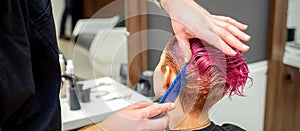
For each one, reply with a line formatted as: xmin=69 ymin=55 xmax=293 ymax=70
xmin=283 ymin=41 xmax=300 ymax=69
xmin=61 ymin=77 xmax=151 ymax=130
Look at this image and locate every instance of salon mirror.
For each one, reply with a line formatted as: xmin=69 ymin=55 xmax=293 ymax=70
xmin=52 ymin=0 xmax=128 ymax=84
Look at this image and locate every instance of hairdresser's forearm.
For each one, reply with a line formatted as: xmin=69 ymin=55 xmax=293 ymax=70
xmin=161 ymin=0 xmax=203 ymax=14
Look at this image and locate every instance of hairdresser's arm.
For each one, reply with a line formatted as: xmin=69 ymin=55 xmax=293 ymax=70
xmin=161 ymin=0 xmax=251 ymax=62
xmin=93 ymin=101 xmax=175 ymax=131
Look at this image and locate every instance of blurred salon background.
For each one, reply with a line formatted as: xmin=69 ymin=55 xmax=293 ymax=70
xmin=51 ymin=0 xmax=300 ymax=130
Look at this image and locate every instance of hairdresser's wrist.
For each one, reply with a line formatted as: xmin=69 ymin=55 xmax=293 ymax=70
xmin=97 ymin=118 xmax=116 ymax=131
xmin=78 ymin=123 xmax=105 ymax=131
xmin=161 ymin=0 xmax=195 ymax=15
xmin=160 ymin=0 xmax=172 ymax=11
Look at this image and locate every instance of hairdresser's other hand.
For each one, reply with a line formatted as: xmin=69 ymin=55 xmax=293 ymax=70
xmin=161 ymin=0 xmax=251 ymax=62
xmin=98 ymin=101 xmax=175 ymax=131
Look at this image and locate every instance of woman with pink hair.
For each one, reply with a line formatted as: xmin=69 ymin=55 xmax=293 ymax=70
xmin=153 ymin=36 xmax=250 ymax=130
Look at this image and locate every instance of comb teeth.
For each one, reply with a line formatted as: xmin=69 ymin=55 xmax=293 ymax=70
xmin=159 ymin=63 xmax=188 ymax=104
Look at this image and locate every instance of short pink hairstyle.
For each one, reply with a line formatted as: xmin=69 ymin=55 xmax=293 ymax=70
xmin=161 ymin=37 xmax=250 ymax=113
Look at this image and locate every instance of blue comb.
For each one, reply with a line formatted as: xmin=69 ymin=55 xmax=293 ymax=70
xmin=152 ymin=63 xmax=188 ymax=119
xmin=159 ymin=63 xmax=188 ymax=103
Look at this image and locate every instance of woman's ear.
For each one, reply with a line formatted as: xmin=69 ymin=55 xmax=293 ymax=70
xmin=162 ymin=66 xmax=173 ymax=89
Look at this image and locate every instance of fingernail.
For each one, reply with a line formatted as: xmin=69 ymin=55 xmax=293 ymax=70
xmin=245 ymin=35 xmax=251 ymax=40
xmin=170 ymin=103 xmax=176 ymax=109
xmin=243 ymin=44 xmax=250 ymax=50
xmin=231 ymin=49 xmax=237 ymax=56
xmin=243 ymin=24 xmax=248 ymax=29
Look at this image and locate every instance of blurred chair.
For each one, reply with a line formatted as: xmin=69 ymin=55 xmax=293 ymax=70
xmin=71 ymin=15 xmax=128 ymax=82
xmin=72 ymin=15 xmax=120 ymax=50
xmin=89 ymin=27 xmax=128 ymax=82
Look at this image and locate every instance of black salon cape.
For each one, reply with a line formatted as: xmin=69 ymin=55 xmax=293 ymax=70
xmin=170 ymin=122 xmax=245 ymax=131
xmin=193 ymin=122 xmax=245 ymax=131
xmin=0 ymin=0 xmax=61 ymax=130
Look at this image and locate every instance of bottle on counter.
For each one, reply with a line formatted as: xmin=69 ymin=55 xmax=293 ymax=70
xmin=64 ymin=59 xmax=74 ymax=105
xmin=59 ymin=54 xmax=66 ymax=75
xmin=59 ymin=54 xmax=66 ymax=98
xmin=65 ymin=59 xmax=74 ymax=75
xmin=62 ymin=59 xmax=81 ymax=110
xmin=62 ymin=74 xmax=81 ymax=110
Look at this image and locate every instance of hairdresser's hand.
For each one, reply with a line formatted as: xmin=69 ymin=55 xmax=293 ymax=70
xmin=161 ymin=0 xmax=251 ymax=62
xmin=98 ymin=101 xmax=175 ymax=131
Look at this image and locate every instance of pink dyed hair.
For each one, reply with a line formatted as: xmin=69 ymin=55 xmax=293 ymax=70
xmin=189 ymin=38 xmax=249 ymax=96
xmin=162 ymin=37 xmax=250 ymax=112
